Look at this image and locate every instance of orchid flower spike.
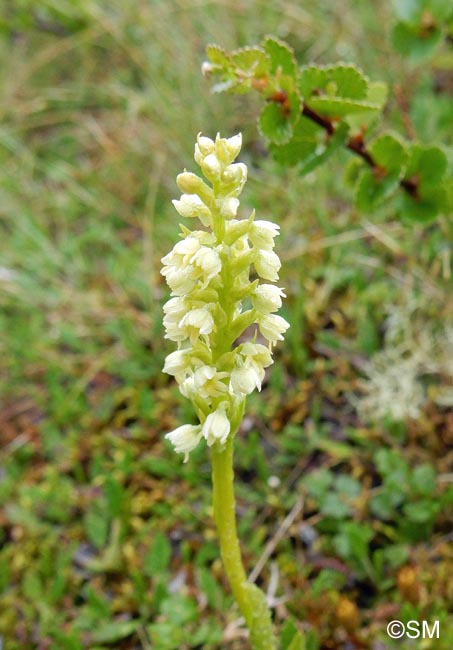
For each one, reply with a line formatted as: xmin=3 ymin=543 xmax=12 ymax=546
xmin=162 ymin=132 xmax=289 ymax=461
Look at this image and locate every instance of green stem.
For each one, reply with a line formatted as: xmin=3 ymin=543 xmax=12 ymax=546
xmin=211 ymin=436 xmax=278 ymax=650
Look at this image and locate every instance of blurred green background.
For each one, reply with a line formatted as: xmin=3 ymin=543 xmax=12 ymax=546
xmin=0 ymin=1 xmax=452 ymax=649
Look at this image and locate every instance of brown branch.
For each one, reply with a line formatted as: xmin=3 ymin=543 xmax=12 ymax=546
xmin=269 ymin=90 xmax=420 ymax=199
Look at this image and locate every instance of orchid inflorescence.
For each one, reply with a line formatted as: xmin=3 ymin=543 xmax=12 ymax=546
xmin=161 ymin=132 xmax=289 ymax=461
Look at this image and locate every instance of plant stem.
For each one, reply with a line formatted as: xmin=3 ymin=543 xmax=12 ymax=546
xmin=211 ymin=436 xmax=278 ymax=650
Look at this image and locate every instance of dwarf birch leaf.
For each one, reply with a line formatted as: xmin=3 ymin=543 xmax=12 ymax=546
xmin=393 ymin=0 xmax=425 ymax=22
xmin=258 ymin=88 xmax=301 ymax=144
xmin=370 ymin=133 xmax=408 ymax=170
xmin=205 ymin=44 xmax=231 ymax=67
xmin=404 ymin=144 xmax=447 ymax=184
xmin=231 ymin=46 xmax=270 ymax=78
xmin=307 ymin=96 xmax=382 ymax=117
xmin=300 ymin=64 xmax=368 ymax=101
xmin=263 ymin=35 xmax=297 ymax=77
xmin=391 ymin=22 xmax=443 ymax=61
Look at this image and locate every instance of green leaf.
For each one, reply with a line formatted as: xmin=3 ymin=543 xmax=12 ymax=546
xmin=393 ymin=0 xmax=452 ymax=23
xmin=262 ymin=35 xmax=297 ymax=77
xmin=428 ymin=0 xmax=453 ymax=21
xmin=410 ymin=464 xmax=436 ymax=496
xmin=258 ymin=88 xmax=301 ymax=144
xmin=144 ymin=531 xmax=172 ymax=576
xmin=300 ymin=64 xmax=368 ymax=101
xmin=355 ymin=133 xmax=408 ymax=210
xmin=334 ymin=522 xmax=374 ymax=565
xmin=270 ymin=116 xmax=322 ymax=164
xmin=393 ymin=0 xmax=425 ymax=23
xmin=335 ymin=475 xmax=362 ymax=498
xmin=399 ymin=144 xmax=448 ymax=221
xmin=281 ymin=619 xmax=300 ymax=650
xmin=366 ymin=81 xmax=388 ymax=109
xmin=403 ymin=500 xmax=439 ymax=523
xmin=307 ymin=96 xmax=382 ymax=117
xmin=304 ymin=468 xmax=333 ymax=499
xmin=270 ymin=119 xmax=349 ymax=174
xmin=104 ymin=476 xmax=125 ymax=519
xmin=231 ymin=46 xmax=270 ymax=78
xmin=392 ymin=21 xmax=443 ymax=61
xmin=196 ymin=567 xmax=224 ymax=610
xmin=205 ymin=44 xmax=231 ymax=67
xmin=370 ymin=132 xmax=408 ymax=171
xmin=370 ymin=490 xmax=404 ymax=519
xmin=321 ymin=493 xmax=351 ymax=519
xmin=405 ymin=144 xmax=447 ymax=184
xmin=160 ymin=594 xmax=198 ymax=625
xmin=91 ymin=620 xmax=138 ymax=644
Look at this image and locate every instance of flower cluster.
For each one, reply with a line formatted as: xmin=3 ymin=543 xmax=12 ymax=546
xmin=162 ymin=133 xmax=289 ymax=461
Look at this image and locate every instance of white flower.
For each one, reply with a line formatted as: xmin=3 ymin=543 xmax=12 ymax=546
xmin=253 ymin=284 xmax=286 ymax=313
xmin=179 ymin=305 xmax=215 ymax=343
xmin=241 ymin=342 xmax=273 ymax=367
xmin=172 ymin=194 xmax=212 ymax=226
xmin=219 ymin=197 xmax=240 ymax=219
xmin=193 ymin=365 xmax=229 ymax=399
xmin=258 ymin=314 xmax=290 ymax=343
xmin=165 ymin=424 xmax=203 ymax=462
xmin=240 ymin=342 xmax=273 ymax=389
xmin=190 ymin=246 xmax=222 ymax=284
xmin=254 ymin=249 xmax=281 ymax=281
xmin=249 ymin=220 xmax=280 ymax=250
xmin=163 ymin=349 xmax=189 ymax=377
xmin=161 ymin=235 xmax=200 ymax=273
xmin=163 ymin=300 xmax=188 ymax=342
xmin=202 ymin=404 xmax=231 ymax=446
xmin=230 ymin=366 xmax=260 ymax=396
xmin=161 ymin=265 xmax=197 ymax=296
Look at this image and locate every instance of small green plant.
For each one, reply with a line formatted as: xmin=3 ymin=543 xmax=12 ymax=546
xmin=390 ymin=0 xmax=453 ymax=61
xmin=202 ymin=36 xmax=452 ymax=222
xmin=161 ymin=133 xmax=296 ymax=649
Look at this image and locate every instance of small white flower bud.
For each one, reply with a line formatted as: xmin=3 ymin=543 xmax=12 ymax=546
xmin=253 ymin=284 xmax=286 ymax=313
xmin=254 ymin=249 xmax=281 ymax=281
xmin=215 ymin=133 xmax=242 ymax=165
xmin=258 ymin=313 xmax=290 ymax=343
xmin=165 ymin=424 xmax=203 ymax=462
xmin=177 ymin=171 xmax=205 ymax=194
xmin=197 ymin=133 xmax=215 ymax=156
xmin=230 ymin=366 xmax=260 ymax=396
xmin=225 ymin=133 xmax=242 ymax=159
xmin=202 ymin=404 xmax=231 ymax=446
xmin=221 ymin=163 xmax=247 ymax=193
xmin=249 ymin=220 xmax=280 ymax=250
xmin=219 ymin=197 xmax=240 ymax=219
xmin=201 ymin=153 xmax=222 ymax=181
